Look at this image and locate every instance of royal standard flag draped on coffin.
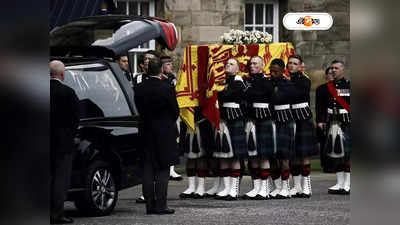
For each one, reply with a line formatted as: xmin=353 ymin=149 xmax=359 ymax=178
xmin=176 ymin=43 xmax=295 ymax=132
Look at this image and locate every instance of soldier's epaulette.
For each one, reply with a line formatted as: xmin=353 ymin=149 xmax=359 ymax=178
xmin=302 ymin=71 xmax=311 ymax=80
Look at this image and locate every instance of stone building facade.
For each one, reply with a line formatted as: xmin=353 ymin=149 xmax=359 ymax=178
xmin=114 ymin=0 xmax=350 ymax=91
xmin=156 ymin=0 xmax=349 ymax=89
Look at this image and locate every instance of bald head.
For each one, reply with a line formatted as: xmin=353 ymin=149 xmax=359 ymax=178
xmin=50 ymin=60 xmax=65 ymax=80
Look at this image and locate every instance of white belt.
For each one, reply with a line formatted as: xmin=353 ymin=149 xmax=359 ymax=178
xmin=291 ymin=102 xmax=309 ymax=109
xmin=222 ymin=102 xmax=240 ymax=108
xmin=328 ymin=108 xmax=348 ymax=114
xmin=253 ymin=103 xmax=269 ymax=108
xmin=274 ymin=104 xmax=290 ymax=110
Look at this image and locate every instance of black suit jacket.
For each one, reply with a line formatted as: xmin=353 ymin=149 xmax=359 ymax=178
xmin=134 ymin=76 xmax=180 ymax=169
xmin=315 ymin=83 xmax=330 ymax=124
xmin=50 ymin=79 xmax=80 ymax=154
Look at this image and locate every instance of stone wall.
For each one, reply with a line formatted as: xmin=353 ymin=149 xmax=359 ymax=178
xmin=159 ymin=0 xmax=244 ymax=70
xmin=280 ymin=0 xmax=350 ymax=89
xmin=158 ymin=0 xmax=350 ymax=90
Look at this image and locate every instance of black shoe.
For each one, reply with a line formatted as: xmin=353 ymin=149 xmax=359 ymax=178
xmin=179 ymin=192 xmax=195 ymax=199
xmin=291 ymin=193 xmax=303 ymax=198
xmin=328 ymin=189 xmax=342 ymax=195
xmin=136 ymin=196 xmax=146 ymax=203
xmin=338 ymin=189 xmax=350 ymax=195
xmin=50 ymin=216 xmax=74 ymax=224
xmin=155 ymin=208 xmax=175 ymax=215
xmin=193 ymin=193 xmax=205 ymax=199
xmin=170 ymin=176 xmax=183 ymax=181
xmin=224 ymin=195 xmax=238 ymax=201
xmin=275 ymin=194 xmax=290 ymax=199
xmin=301 ymin=193 xmax=311 ymax=198
xmin=203 ymin=193 xmax=216 ymax=198
xmin=214 ymin=195 xmax=228 ymax=200
xmin=254 ymin=194 xmax=270 ymax=200
xmin=241 ymin=195 xmax=256 ymax=200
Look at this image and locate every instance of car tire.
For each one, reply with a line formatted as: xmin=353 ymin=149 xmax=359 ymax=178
xmin=74 ymin=161 xmax=118 ymax=216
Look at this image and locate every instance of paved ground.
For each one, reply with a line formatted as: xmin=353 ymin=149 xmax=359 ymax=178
xmin=65 ymin=172 xmax=349 ymax=225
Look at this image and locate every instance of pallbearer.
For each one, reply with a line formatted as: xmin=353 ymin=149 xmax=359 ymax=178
xmin=269 ymin=58 xmax=296 ymax=199
xmin=179 ymin=108 xmax=214 ymax=199
xmin=243 ymin=56 xmax=275 ymax=200
xmin=213 ymin=58 xmax=248 ymax=200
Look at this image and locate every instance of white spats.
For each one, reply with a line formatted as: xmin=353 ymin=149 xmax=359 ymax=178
xmin=276 ymin=180 xmax=291 ymax=199
xmin=289 ymin=175 xmax=303 ymax=197
xmin=205 ymin=177 xmax=221 ymax=196
xmin=244 ymin=179 xmax=261 ymax=198
xmin=226 ymin=177 xmax=240 ymax=200
xmin=302 ymin=176 xmax=312 ymax=197
xmin=170 ymin=166 xmax=183 ymax=180
xmin=256 ymin=179 xmax=270 ymax=199
xmin=269 ymin=177 xmax=282 ymax=198
xmin=194 ymin=177 xmax=205 ymax=197
xmin=179 ymin=176 xmax=196 ymax=198
xmin=216 ymin=177 xmax=231 ymax=198
xmin=343 ymin=172 xmax=350 ymax=194
xmin=328 ymin=172 xmax=345 ymax=194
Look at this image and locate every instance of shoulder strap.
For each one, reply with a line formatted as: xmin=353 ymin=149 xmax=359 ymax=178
xmin=327 ymin=82 xmax=350 ymax=112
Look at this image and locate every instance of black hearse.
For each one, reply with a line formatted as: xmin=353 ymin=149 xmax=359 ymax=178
xmin=50 ymin=14 xmax=178 ymax=216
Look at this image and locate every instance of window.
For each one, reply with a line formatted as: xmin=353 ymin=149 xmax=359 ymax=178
xmin=244 ymin=0 xmax=279 ymax=42
xmin=65 ymin=64 xmax=132 ymax=119
xmin=115 ymin=0 xmax=155 ymax=75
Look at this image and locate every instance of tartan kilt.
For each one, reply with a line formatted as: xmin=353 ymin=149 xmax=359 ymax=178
xmin=255 ymin=120 xmax=275 ymax=158
xmin=294 ymin=119 xmax=318 ymax=158
xmin=213 ymin=120 xmax=248 ymax=159
xmin=198 ymin=120 xmax=217 ymax=157
xmin=182 ymin=120 xmax=215 ymax=159
xmin=325 ymin=123 xmax=351 ymax=159
xmin=275 ymin=121 xmax=296 ymax=160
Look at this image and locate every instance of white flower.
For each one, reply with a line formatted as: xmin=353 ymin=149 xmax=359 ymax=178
xmin=220 ymin=29 xmax=272 ymax=44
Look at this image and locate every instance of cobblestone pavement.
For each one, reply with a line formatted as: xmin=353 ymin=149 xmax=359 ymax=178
xmin=65 ymin=172 xmax=349 ymax=225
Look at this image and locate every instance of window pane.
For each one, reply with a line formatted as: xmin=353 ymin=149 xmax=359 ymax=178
xmin=115 ymin=1 xmax=127 ymax=15
xmin=255 ymin=27 xmax=263 ymax=32
xmin=128 ymin=1 xmax=138 ymax=15
xmin=245 ymin=26 xmax=253 ymax=31
xmin=140 ymin=2 xmax=149 ymax=16
xmin=255 ymin=4 xmax=263 ymax=24
xmin=139 ymin=42 xmax=149 ymax=48
xmin=266 ymin=27 xmax=273 ymax=36
xmin=65 ymin=68 xmax=132 ymax=118
xmin=245 ymin=4 xmax=253 ymax=24
xmin=265 ymin=4 xmax=273 ymax=24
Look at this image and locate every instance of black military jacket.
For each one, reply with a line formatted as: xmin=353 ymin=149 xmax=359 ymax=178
xmin=244 ymin=73 xmax=274 ymax=120
xmin=325 ymin=77 xmax=351 ymax=124
xmin=218 ymin=74 xmax=246 ymax=121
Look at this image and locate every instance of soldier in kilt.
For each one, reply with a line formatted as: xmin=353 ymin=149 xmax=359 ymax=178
xmin=287 ymin=55 xmax=318 ymax=198
xmin=323 ymin=60 xmax=351 ymax=195
xmin=179 ymin=108 xmax=216 ymax=198
xmin=269 ymin=58 xmax=296 ymax=199
xmin=243 ymin=56 xmax=275 ymax=200
xmin=316 ymin=67 xmax=335 ymax=173
xmin=213 ymin=58 xmax=248 ymax=200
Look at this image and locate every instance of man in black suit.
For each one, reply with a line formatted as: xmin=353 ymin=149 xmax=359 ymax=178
xmin=116 ymin=54 xmax=134 ymax=85
xmin=134 ymin=58 xmax=180 ymax=215
xmin=50 ymin=60 xmax=79 ymax=224
xmin=315 ymin=67 xmax=334 ymax=173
